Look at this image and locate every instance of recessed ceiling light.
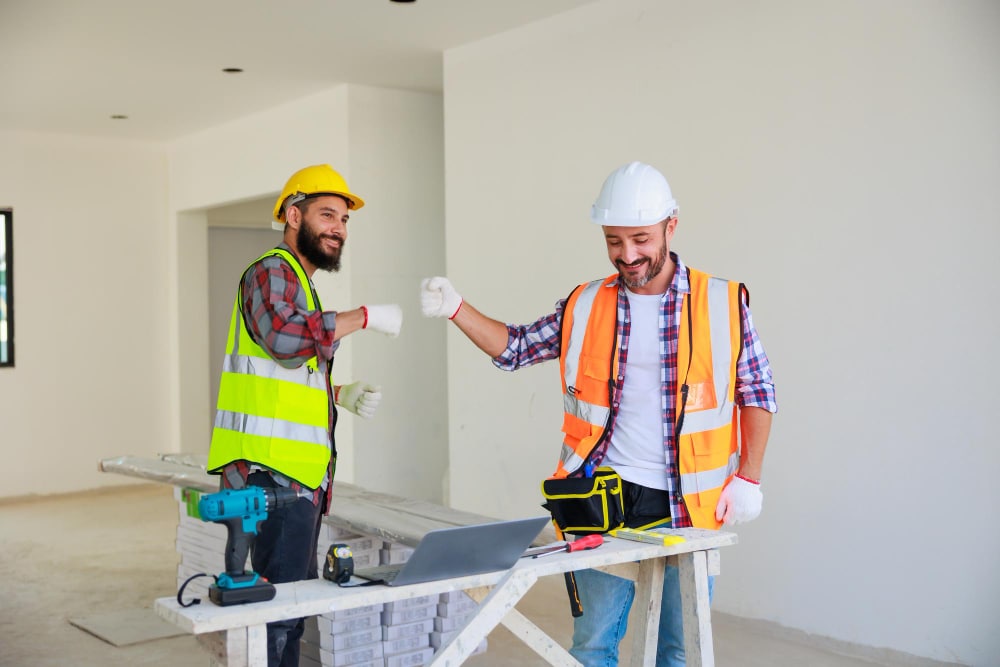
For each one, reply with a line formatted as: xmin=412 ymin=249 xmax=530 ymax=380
xmin=222 ymin=68 xmax=244 ymax=73
xmin=390 ymin=0 xmax=416 ymax=3
xmin=110 ymin=115 xmax=128 ymax=120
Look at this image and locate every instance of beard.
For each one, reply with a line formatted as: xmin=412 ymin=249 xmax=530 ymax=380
xmin=617 ymin=238 xmax=668 ymax=290
xmin=297 ymin=219 xmax=344 ymax=272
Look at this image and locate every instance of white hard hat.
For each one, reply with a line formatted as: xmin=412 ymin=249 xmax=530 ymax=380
xmin=590 ymin=161 xmax=678 ymax=226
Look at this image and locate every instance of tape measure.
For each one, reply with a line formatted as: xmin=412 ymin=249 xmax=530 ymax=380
xmin=322 ymin=543 xmax=354 ymax=584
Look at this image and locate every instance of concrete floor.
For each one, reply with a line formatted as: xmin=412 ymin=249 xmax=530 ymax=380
xmin=0 ymin=484 xmax=883 ymax=667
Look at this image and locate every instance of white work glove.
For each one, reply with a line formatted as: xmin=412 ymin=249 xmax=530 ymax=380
xmin=363 ymin=304 xmax=402 ymax=337
xmin=715 ymin=475 xmax=763 ymax=525
xmin=420 ymin=277 xmax=463 ymax=319
xmin=336 ymin=382 xmax=382 ymax=419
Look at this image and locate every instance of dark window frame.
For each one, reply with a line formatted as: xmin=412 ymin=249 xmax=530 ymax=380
xmin=1 ymin=208 xmax=13 ymax=367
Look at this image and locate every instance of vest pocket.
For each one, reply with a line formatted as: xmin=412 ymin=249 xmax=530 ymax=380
xmin=573 ymin=353 xmax=610 ymax=399
xmin=562 ymin=412 xmax=593 ymax=439
xmin=684 ymin=379 xmax=718 ymax=412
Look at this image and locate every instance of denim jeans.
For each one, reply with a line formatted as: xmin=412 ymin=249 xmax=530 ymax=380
xmin=247 ymin=471 xmax=323 ymax=667
xmin=569 ymin=561 xmax=716 ymax=667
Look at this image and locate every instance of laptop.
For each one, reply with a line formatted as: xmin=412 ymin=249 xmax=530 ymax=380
xmin=350 ymin=516 xmax=549 ymax=587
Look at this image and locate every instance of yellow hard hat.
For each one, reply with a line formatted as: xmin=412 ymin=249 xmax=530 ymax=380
xmin=271 ymin=164 xmax=365 ymax=230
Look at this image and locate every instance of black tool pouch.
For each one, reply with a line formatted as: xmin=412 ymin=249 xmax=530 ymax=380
xmin=541 ymin=467 xmax=625 ymax=535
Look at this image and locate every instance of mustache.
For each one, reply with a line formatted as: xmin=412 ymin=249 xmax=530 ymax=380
xmin=321 ymin=232 xmax=345 ymax=244
xmin=616 ymin=258 xmax=647 ymax=269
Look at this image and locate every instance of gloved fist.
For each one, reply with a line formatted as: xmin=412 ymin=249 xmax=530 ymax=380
xmin=336 ymin=382 xmax=382 ymax=419
xmin=363 ymin=304 xmax=402 ymax=337
xmin=420 ymin=277 xmax=463 ymax=319
xmin=715 ymin=475 xmax=763 ymax=525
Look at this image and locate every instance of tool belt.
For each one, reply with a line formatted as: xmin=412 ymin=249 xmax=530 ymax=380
xmin=541 ymin=467 xmax=625 ymax=535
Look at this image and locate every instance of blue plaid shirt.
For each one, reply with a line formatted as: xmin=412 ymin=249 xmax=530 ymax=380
xmin=494 ymin=254 xmax=777 ymax=527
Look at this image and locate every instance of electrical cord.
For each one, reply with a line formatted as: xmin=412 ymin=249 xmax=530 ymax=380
xmin=176 ymin=572 xmax=217 ymax=608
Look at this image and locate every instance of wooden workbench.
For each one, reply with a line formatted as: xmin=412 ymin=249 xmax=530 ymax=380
xmin=155 ymin=527 xmax=736 ymax=667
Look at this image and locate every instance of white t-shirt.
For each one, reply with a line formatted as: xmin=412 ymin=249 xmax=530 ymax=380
xmin=603 ymin=288 xmax=668 ymax=490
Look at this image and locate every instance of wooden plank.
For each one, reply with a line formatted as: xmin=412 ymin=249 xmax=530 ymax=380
xmin=630 ymin=557 xmax=666 ymax=667
xmin=98 ymin=455 xmax=504 ymax=547
xmin=677 ymin=550 xmax=714 ymax=667
xmin=156 ymin=532 xmax=736 ymax=635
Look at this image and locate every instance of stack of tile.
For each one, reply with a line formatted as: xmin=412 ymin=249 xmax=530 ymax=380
xmin=302 ymin=540 xmax=488 ymax=666
xmin=433 ymin=591 xmax=487 ymax=655
xmin=301 ymin=606 xmax=386 ymax=667
xmin=380 ymin=594 xmax=438 ymax=665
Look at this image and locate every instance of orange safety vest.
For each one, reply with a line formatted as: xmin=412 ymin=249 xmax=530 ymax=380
xmin=553 ymin=269 xmax=744 ymax=529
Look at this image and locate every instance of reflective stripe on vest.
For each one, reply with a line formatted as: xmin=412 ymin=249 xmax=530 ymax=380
xmin=553 ymin=269 xmax=742 ymax=530
xmin=675 ymin=269 xmax=742 ymax=529
xmin=554 ymin=276 xmax=619 ymax=478
xmin=206 ymin=248 xmax=331 ymax=489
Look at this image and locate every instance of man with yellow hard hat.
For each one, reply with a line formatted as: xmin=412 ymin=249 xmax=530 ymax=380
xmin=206 ymin=164 xmax=402 ymax=667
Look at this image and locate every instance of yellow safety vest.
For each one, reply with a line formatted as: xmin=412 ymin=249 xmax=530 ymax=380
xmin=553 ymin=269 xmax=743 ymax=529
xmin=206 ymin=248 xmax=332 ymax=489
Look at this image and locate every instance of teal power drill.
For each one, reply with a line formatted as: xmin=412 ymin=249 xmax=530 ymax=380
xmin=197 ymin=486 xmax=299 ymax=606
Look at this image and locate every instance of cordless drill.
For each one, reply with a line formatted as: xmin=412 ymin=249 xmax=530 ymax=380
xmin=197 ymin=486 xmax=299 ymax=606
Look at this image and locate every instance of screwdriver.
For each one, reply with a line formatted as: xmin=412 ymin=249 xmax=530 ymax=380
xmin=532 ymin=533 xmax=604 ymax=558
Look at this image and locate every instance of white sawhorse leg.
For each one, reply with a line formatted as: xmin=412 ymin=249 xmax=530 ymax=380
xmin=431 ymin=569 xmax=539 ymax=665
xmin=599 ymin=549 xmax=720 ymax=667
xmin=630 ymin=556 xmax=666 ymax=666
xmin=464 ymin=579 xmax=581 ymax=666
xmin=677 ymin=550 xmax=714 ymax=666
xmin=198 ymin=624 xmax=268 ymax=667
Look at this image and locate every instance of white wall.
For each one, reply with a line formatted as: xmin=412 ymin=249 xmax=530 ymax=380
xmin=442 ymin=1 xmax=1000 ymax=664
xmin=344 ymin=86 xmax=448 ymax=501
xmin=0 ymin=130 xmax=169 ymax=496
xmin=166 ymin=85 xmax=447 ymax=500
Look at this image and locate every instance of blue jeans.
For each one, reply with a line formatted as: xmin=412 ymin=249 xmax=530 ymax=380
xmin=569 ymin=562 xmax=715 ymax=667
xmin=247 ymin=471 xmax=324 ymax=667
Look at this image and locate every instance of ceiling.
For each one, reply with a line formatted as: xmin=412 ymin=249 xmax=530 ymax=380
xmin=0 ymin=0 xmax=597 ymax=142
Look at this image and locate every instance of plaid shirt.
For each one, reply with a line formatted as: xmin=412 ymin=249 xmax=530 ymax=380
xmin=220 ymin=243 xmax=340 ymax=511
xmin=494 ymin=254 xmax=777 ymax=527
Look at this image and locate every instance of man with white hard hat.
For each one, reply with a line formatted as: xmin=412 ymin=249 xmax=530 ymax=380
xmin=420 ymin=161 xmax=776 ymax=666
xmin=207 ymin=164 xmax=403 ymax=667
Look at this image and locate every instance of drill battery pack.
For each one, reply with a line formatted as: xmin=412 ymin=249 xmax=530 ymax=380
xmin=209 ymin=573 xmax=277 ymax=606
